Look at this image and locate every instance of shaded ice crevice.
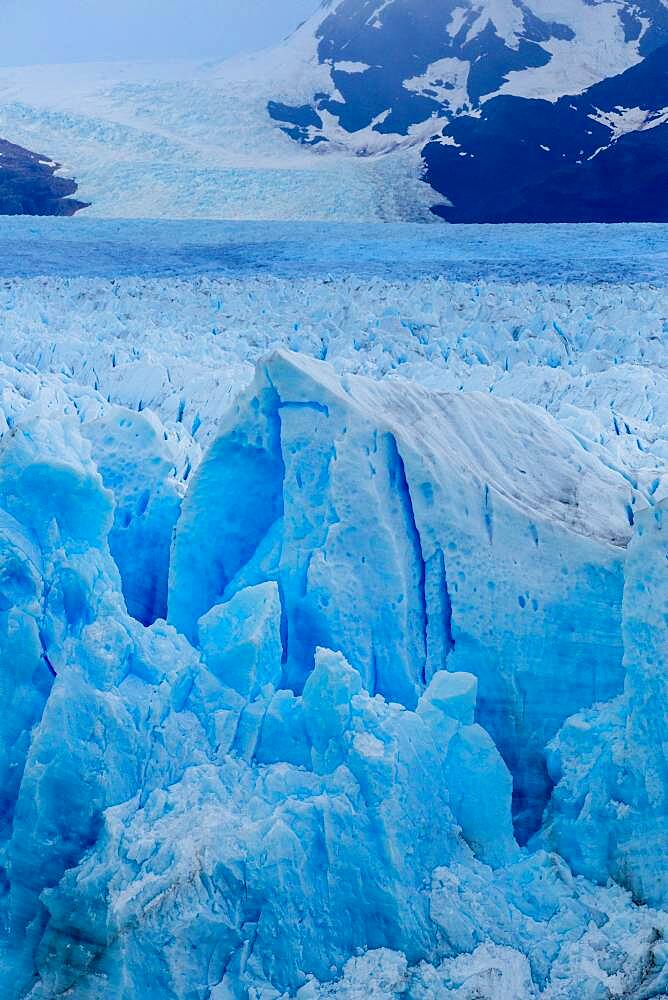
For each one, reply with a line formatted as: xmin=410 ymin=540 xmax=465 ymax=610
xmin=385 ymin=432 xmax=458 ymax=688
xmin=385 ymin=432 xmax=428 ymax=688
xmin=425 ymin=545 xmax=457 ymax=684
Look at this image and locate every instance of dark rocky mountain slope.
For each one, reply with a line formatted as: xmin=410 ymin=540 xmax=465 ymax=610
xmin=0 ymin=137 xmax=87 ymax=216
xmin=269 ymin=0 xmax=668 ymax=221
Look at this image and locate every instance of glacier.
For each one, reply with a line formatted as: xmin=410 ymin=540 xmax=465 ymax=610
xmin=169 ymin=350 xmax=631 ymax=839
xmin=1 ymin=221 xmax=668 ymax=998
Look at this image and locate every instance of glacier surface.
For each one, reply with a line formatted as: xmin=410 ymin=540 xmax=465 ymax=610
xmin=0 ymin=221 xmax=668 ymax=998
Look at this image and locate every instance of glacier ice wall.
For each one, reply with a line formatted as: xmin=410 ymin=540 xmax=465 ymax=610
xmin=542 ymin=499 xmax=668 ymax=908
xmin=0 ymin=392 xmax=516 ymax=995
xmin=1 ymin=262 xmax=668 ymax=997
xmin=170 ymin=350 xmax=632 ymax=839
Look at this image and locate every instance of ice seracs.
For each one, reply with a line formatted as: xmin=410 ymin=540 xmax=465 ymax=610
xmin=1 ymin=246 xmax=668 ymax=996
xmin=170 ymin=349 xmax=633 ymax=838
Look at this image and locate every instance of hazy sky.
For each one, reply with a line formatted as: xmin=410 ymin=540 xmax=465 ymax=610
xmin=0 ymin=0 xmax=320 ymax=67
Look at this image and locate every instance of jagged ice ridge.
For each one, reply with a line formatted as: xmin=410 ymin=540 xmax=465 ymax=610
xmin=1 ymin=247 xmax=668 ymax=997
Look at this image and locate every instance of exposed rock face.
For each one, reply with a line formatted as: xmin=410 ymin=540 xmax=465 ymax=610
xmin=423 ymin=40 xmax=668 ymax=223
xmin=0 ymin=137 xmax=87 ymax=216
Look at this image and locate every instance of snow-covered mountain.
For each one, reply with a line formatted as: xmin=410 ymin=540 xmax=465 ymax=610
xmin=0 ymin=0 xmax=665 ymax=219
xmin=270 ymin=0 xmax=668 ymax=220
xmin=423 ymin=40 xmax=668 ymax=221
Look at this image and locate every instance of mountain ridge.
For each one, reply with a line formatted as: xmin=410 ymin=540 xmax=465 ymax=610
xmin=270 ymin=0 xmax=668 ymax=221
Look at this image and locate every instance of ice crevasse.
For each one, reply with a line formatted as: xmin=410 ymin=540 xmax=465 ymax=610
xmin=0 ymin=349 xmax=667 ymax=999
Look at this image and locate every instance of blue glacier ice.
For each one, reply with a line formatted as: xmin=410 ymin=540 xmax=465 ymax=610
xmin=0 ymin=228 xmax=668 ymax=998
xmin=83 ymin=405 xmax=186 ymax=625
xmin=169 ymin=351 xmax=633 ymax=839
xmin=542 ymin=499 xmax=668 ymax=908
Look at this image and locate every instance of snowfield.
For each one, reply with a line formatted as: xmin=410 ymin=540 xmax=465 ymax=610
xmin=1 ymin=220 xmax=668 ymax=998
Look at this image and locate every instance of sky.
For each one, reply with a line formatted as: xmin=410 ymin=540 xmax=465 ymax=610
xmin=0 ymin=0 xmax=320 ymax=67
